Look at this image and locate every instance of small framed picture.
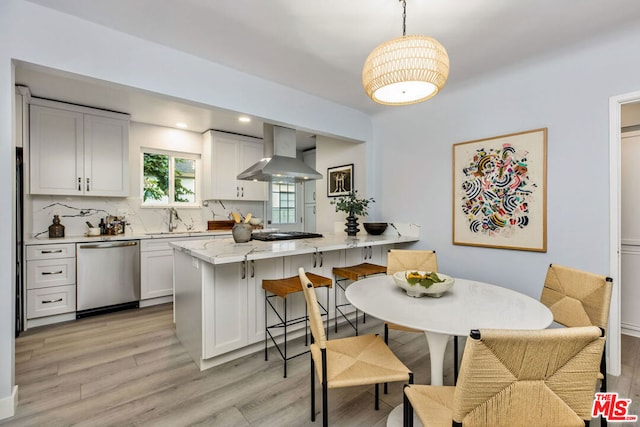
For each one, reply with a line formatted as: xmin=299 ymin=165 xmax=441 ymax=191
xmin=327 ymin=164 xmax=354 ymax=197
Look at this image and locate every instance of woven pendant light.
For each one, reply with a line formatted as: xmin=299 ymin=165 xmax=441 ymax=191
xmin=362 ymin=1 xmax=449 ymax=106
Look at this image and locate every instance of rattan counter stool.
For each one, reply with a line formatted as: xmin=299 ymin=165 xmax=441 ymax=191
xmin=263 ymin=272 xmax=332 ymax=377
xmin=332 ymin=262 xmax=387 ymax=335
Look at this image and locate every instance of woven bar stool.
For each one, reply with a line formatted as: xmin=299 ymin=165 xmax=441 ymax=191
xmin=263 ymin=272 xmax=332 ymax=378
xmin=333 ymin=262 xmax=386 ymax=335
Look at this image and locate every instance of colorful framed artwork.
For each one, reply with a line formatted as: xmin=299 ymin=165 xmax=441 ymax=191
xmin=327 ymin=164 xmax=354 ymax=197
xmin=452 ymin=128 xmax=547 ymax=252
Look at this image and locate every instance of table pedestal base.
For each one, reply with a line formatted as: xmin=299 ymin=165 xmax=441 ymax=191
xmin=386 ymin=404 xmax=422 ymax=427
xmin=424 ymin=331 xmax=449 ymax=386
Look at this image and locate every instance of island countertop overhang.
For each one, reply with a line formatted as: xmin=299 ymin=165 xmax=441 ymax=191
xmin=169 ymin=232 xmax=420 ymax=265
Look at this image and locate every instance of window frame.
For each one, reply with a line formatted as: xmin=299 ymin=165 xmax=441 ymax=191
xmin=268 ymin=181 xmax=304 ymax=231
xmin=140 ymin=148 xmax=201 ymax=208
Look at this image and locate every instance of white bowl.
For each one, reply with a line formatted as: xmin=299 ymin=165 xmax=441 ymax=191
xmin=249 ymin=217 xmax=262 ymax=225
xmin=392 ymin=271 xmax=455 ymax=298
xmin=87 ymin=227 xmax=101 ymax=236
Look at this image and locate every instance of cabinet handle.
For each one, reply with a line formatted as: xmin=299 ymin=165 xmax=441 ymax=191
xmin=86 ymin=177 xmax=90 ymax=192
xmin=78 ymin=177 xmax=82 ymax=191
xmin=237 ymin=186 xmax=240 ymax=198
xmin=241 ymin=187 xmax=244 ymax=197
xmin=41 ymin=249 xmax=63 ymax=254
xmin=241 ymin=260 xmax=246 ymax=279
xmin=42 ymin=270 xmax=63 ymax=275
xmin=42 ymin=298 xmax=63 ymax=304
xmin=319 ymin=251 xmax=323 ymax=268
xmin=313 ymin=252 xmax=317 ymax=268
xmin=313 ymin=206 xmax=316 ymax=214
xmin=251 ymin=260 xmax=255 ymax=278
xmin=369 ymin=246 xmax=373 ymax=259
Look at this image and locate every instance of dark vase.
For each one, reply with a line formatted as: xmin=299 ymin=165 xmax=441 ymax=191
xmin=345 ymin=214 xmax=360 ymax=237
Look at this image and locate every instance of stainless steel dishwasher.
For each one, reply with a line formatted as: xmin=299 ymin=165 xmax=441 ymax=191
xmin=76 ymin=240 xmax=140 ymax=318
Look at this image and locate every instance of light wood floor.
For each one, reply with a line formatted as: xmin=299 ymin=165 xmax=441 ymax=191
xmin=3 ymin=303 xmax=640 ymax=426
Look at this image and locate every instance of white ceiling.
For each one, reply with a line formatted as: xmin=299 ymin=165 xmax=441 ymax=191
xmin=17 ymin=0 xmax=640 ymax=146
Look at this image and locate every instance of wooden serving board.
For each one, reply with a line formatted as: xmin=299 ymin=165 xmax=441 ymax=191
xmin=208 ymin=220 xmax=235 ymax=230
xmin=208 ymin=220 xmax=264 ymax=230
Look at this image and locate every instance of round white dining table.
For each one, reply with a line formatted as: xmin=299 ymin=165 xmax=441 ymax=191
xmin=345 ymin=275 xmax=553 ymax=387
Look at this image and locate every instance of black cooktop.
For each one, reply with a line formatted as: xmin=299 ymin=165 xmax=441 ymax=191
xmin=252 ymin=231 xmax=323 ymax=241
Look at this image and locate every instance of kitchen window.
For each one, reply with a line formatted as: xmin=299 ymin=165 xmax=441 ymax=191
xmin=141 ymin=149 xmax=200 ymax=207
xmin=271 ymin=182 xmax=296 ymax=224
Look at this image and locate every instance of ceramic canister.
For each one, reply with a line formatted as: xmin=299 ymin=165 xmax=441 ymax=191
xmin=232 ymin=223 xmax=252 ymax=243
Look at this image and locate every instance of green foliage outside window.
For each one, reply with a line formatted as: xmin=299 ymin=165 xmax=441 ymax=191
xmin=143 ymin=152 xmax=195 ymax=204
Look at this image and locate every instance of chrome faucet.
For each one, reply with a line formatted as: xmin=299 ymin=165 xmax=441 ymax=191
xmin=169 ymin=207 xmax=180 ymax=232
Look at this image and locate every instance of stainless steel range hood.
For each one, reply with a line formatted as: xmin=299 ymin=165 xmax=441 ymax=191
xmin=237 ymin=124 xmax=322 ymax=182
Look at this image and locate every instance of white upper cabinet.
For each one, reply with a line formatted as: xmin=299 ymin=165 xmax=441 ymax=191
xmin=29 ymin=98 xmax=129 ymax=197
xmin=203 ymin=130 xmax=268 ymax=201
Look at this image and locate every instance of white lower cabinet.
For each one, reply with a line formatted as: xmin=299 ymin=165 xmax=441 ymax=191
xmin=344 ymin=243 xmax=392 ymax=267
xmin=25 ymin=243 xmax=77 ymax=320
xmin=247 ymin=258 xmax=286 ymax=344
xmin=27 ymin=285 xmax=76 ymax=318
xmin=284 ymin=250 xmax=339 ymax=323
xmin=204 ymin=262 xmax=248 ymax=357
xmin=140 ymin=239 xmax=174 ymax=300
xmin=173 ymin=242 xmax=403 ymax=369
xmin=203 ymin=257 xmax=283 ymax=358
xmin=141 ymin=236 xmax=221 ymax=301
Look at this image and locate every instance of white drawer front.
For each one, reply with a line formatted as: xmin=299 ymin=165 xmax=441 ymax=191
xmin=141 ymin=239 xmax=173 ymax=252
xmin=27 ymin=243 xmax=76 ymax=260
xmin=27 ymin=258 xmax=76 ymax=289
xmin=27 ymin=285 xmax=76 ymax=318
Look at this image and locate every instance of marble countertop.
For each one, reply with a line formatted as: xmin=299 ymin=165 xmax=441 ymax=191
xmin=24 ymin=229 xmax=236 ymax=245
xmin=169 ymin=232 xmax=419 ymax=265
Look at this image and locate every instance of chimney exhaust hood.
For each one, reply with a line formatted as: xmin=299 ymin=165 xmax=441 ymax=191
xmin=237 ymin=124 xmax=322 ymax=182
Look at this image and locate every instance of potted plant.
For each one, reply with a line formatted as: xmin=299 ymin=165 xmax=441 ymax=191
xmin=331 ymin=190 xmax=375 ymax=236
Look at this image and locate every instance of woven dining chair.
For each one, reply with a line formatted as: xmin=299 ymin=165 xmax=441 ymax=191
xmin=298 ymin=268 xmax=413 ymax=427
xmin=540 ymin=264 xmax=613 ymax=425
xmin=385 ymin=249 xmax=439 ymax=345
xmin=384 ymin=250 xmax=459 ymax=389
xmin=403 ymin=326 xmax=605 ymax=427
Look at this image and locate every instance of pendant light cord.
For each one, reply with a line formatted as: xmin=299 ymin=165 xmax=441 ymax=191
xmin=401 ymin=0 xmax=407 ymax=36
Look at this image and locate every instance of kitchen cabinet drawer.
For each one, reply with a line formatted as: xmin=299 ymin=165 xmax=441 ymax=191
xmin=27 ymin=285 xmax=76 ymax=318
xmin=26 ymin=243 xmax=76 ymax=260
xmin=27 ymin=258 xmax=76 ymax=289
xmin=141 ymin=239 xmax=174 ymax=252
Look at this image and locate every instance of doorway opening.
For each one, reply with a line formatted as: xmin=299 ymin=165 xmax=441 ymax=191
xmin=608 ymin=89 xmax=640 ymax=377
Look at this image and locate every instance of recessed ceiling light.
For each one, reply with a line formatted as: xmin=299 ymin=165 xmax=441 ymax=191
xmin=238 ymin=116 xmax=251 ymax=123
xmin=176 ymin=122 xmax=188 ymax=128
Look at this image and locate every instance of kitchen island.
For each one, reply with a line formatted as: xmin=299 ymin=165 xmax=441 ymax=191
xmin=170 ymin=230 xmax=419 ymax=370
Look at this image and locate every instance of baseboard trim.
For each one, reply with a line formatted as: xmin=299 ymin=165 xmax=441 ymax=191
xmin=0 ymin=385 xmax=18 ymax=420
xmin=622 ymin=325 xmax=640 ymax=339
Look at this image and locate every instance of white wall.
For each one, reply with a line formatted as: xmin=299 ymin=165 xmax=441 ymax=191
xmin=0 ymin=0 xmax=372 ymax=418
xmin=373 ymin=24 xmax=640 ymax=293
xmin=315 ymin=135 xmax=367 ymax=233
xmin=370 ymin=23 xmax=640 ymax=379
